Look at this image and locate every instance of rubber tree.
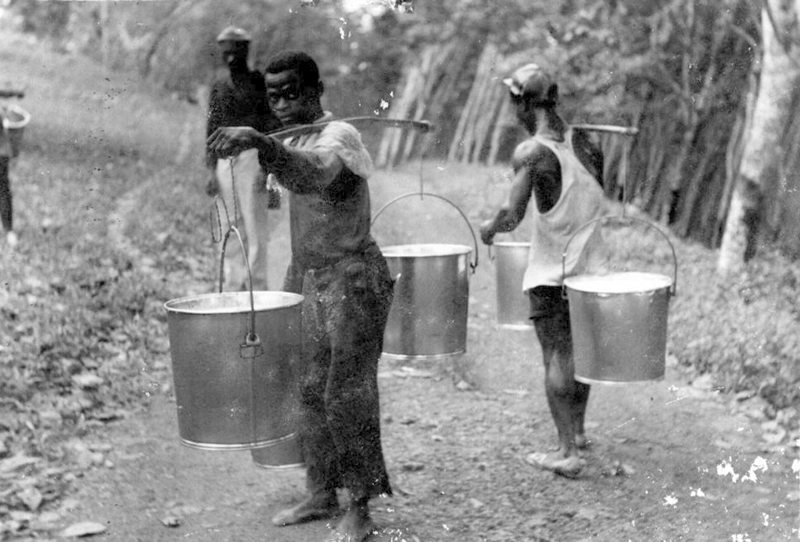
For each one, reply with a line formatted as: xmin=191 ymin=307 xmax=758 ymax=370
xmin=717 ymin=0 xmax=800 ymax=273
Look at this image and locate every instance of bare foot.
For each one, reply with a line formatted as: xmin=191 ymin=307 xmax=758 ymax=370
xmin=325 ymin=504 xmax=375 ymax=542
xmin=575 ymin=433 xmax=590 ymax=450
xmin=525 ymin=451 xmax=585 ymax=479
xmin=271 ymin=492 xmax=340 ymax=527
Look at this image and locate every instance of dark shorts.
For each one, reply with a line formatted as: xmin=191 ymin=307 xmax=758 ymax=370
xmin=528 ymin=285 xmax=569 ymax=320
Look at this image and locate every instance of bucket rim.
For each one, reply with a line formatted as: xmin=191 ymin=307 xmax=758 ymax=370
xmin=493 ymin=241 xmax=530 ymax=248
xmin=564 ymin=271 xmax=673 ymax=294
xmin=575 ymin=374 xmax=666 ymax=385
xmin=3 ymin=104 xmax=30 ymax=129
xmin=164 ymin=290 xmax=304 ymax=315
xmin=381 ymin=243 xmax=472 ymax=257
xmin=381 ymin=350 xmax=466 ymax=362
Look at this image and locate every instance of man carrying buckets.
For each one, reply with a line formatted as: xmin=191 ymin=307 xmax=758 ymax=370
xmin=479 ymin=64 xmax=609 ymax=478
xmin=207 ymin=51 xmax=394 ymax=542
xmin=205 ymin=26 xmax=281 ymax=290
xmin=0 ymin=88 xmax=26 ymax=250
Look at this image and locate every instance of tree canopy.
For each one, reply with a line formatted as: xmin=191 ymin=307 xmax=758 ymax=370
xmin=9 ymin=0 xmax=800 ymax=258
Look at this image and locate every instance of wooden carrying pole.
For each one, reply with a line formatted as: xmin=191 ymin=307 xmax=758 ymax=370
xmin=268 ymin=117 xmax=431 ymax=140
xmin=571 ymin=124 xmax=639 ymax=136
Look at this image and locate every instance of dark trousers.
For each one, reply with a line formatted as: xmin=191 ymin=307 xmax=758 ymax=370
xmin=0 ymin=157 xmax=11 ymax=232
xmin=284 ymin=247 xmax=394 ymax=501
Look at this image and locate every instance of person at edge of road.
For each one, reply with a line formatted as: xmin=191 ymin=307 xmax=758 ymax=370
xmin=0 ymin=88 xmax=25 ymax=250
xmin=205 ymin=25 xmax=281 ymax=290
xmin=479 ymin=63 xmax=610 ymax=479
xmin=207 ymin=51 xmax=393 ymax=542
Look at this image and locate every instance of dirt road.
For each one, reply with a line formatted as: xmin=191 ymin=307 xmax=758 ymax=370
xmin=51 ymin=164 xmax=799 ymax=542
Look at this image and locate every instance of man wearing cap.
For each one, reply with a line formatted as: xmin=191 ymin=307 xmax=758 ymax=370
xmin=207 ymin=51 xmax=393 ymax=542
xmin=479 ymin=63 xmax=609 ymax=478
xmin=0 ymin=103 xmax=17 ymax=249
xmin=206 ymin=26 xmax=280 ymax=290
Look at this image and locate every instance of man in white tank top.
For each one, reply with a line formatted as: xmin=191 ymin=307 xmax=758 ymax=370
xmin=480 ymin=64 xmax=609 ymax=478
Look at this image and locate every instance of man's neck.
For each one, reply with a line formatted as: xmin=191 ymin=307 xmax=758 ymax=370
xmin=229 ymin=64 xmax=250 ymax=80
xmin=301 ymin=107 xmax=327 ymax=125
xmin=533 ymin=110 xmax=566 ymax=141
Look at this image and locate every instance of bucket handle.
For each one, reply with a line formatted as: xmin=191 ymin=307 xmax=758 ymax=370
xmin=561 ymin=215 xmax=678 ymax=298
xmin=371 ymin=192 xmax=479 ymax=273
xmin=212 ymin=197 xmax=263 ymax=356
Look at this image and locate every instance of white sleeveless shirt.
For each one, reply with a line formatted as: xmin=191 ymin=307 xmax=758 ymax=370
xmin=522 ymin=130 xmax=609 ymax=291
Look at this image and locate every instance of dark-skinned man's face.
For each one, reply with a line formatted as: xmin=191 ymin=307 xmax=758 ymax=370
xmin=265 ymin=69 xmax=316 ymax=126
xmin=218 ymin=41 xmax=249 ymax=71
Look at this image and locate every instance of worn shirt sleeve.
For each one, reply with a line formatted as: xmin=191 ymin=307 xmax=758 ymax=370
xmin=261 ymin=121 xmax=373 ymax=194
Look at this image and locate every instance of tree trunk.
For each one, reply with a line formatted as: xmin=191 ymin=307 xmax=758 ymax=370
xmin=713 ymin=72 xmax=754 ymax=248
xmin=774 ymin=87 xmax=800 ymax=258
xmin=718 ymin=0 xmax=800 ymax=273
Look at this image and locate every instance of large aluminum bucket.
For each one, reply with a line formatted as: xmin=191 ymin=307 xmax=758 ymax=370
xmin=382 ymin=244 xmax=472 ymax=360
xmin=251 ymin=433 xmax=304 ymax=470
xmin=493 ymin=242 xmax=533 ymax=329
xmin=373 ymin=192 xmax=479 ymax=361
xmin=562 ymin=215 xmax=678 ymax=384
xmin=164 ymin=291 xmax=304 ymax=450
xmin=564 ymin=272 xmax=673 ymax=384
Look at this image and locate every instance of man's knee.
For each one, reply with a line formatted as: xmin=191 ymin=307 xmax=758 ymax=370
xmin=544 ymin=350 xmax=577 ymax=396
xmin=546 ymin=368 xmax=571 ymax=397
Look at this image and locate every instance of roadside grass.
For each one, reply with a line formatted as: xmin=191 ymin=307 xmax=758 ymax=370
xmin=0 ymin=32 xmax=210 ymax=536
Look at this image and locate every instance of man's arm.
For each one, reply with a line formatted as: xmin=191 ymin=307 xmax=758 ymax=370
xmin=259 ymin=144 xmax=343 ymax=195
xmin=205 ymin=83 xmax=226 ymax=170
xmin=479 ymin=163 xmax=534 ymax=245
xmin=480 ymin=139 xmax=563 ymax=245
xmin=572 ymin=129 xmax=604 ymax=188
xmin=206 ymin=126 xmax=344 ymax=195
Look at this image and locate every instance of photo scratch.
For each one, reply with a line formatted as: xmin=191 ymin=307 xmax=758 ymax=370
xmin=612 ymin=417 xmax=637 ymax=431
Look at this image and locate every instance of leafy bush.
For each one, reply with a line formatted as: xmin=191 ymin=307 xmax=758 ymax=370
xmin=669 ymin=246 xmax=800 ymax=415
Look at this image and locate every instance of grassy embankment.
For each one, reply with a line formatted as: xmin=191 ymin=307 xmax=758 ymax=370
xmin=1 ymin=33 xmax=212 ymax=525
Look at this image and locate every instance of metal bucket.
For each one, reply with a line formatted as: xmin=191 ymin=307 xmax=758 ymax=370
xmin=164 ymin=291 xmax=304 ymax=449
xmin=565 ymin=272 xmax=673 ymax=383
xmin=164 ymin=225 xmax=305 ymax=450
xmin=373 ymin=192 xmax=478 ymax=361
xmin=3 ymin=104 xmax=30 ymax=158
xmin=492 ymin=242 xmax=533 ymax=329
xmin=251 ymin=433 xmax=304 ymax=470
xmin=562 ymin=216 xmax=678 ymax=384
xmin=382 ymin=244 xmax=472 ymax=360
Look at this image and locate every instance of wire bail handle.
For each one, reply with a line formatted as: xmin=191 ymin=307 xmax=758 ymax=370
xmin=560 ymin=215 xmax=679 ymax=299
xmin=208 ymin=158 xmax=263 ymax=358
xmin=372 ymin=191 xmax=480 ymax=273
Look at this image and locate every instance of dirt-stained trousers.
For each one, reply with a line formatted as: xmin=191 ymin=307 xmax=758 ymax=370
xmin=284 ymin=246 xmax=394 ymax=502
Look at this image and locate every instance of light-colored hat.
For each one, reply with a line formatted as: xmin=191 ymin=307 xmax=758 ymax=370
xmin=216 ymin=26 xmax=252 ymax=43
xmin=502 ymin=63 xmax=557 ymax=104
